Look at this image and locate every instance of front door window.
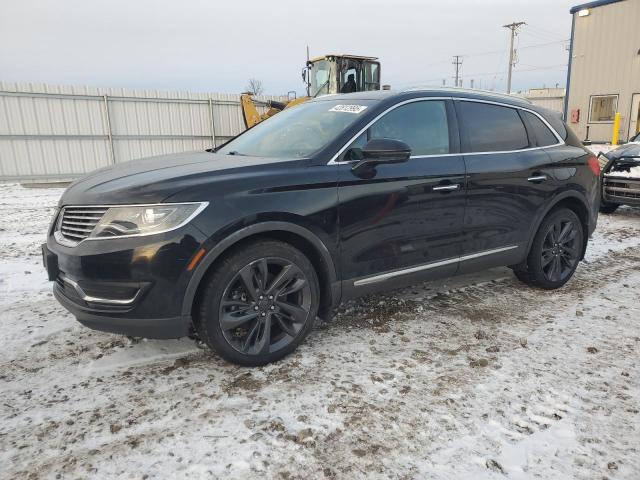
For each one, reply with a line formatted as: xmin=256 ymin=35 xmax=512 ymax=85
xmin=369 ymin=101 xmax=450 ymax=155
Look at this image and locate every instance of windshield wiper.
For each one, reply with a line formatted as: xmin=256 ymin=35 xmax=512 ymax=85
xmin=312 ymin=80 xmax=329 ymax=98
xmin=227 ymin=151 xmax=247 ymax=156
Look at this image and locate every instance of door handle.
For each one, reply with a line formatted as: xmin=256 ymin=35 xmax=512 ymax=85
xmin=433 ymin=184 xmax=460 ymax=192
xmin=527 ymin=175 xmax=547 ymax=183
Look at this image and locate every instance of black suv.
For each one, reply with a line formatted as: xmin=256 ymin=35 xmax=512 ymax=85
xmin=43 ymin=89 xmax=600 ymax=365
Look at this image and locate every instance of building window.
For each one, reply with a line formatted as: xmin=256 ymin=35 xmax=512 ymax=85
xmin=589 ymin=95 xmax=618 ymax=123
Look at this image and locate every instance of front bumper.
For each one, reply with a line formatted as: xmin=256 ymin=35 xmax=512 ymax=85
xmin=53 ymin=284 xmax=191 ymax=338
xmin=44 ymin=224 xmax=207 ymax=339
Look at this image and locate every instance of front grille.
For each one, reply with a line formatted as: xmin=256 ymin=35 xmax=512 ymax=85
xmin=603 ymin=178 xmax=640 ymax=200
xmin=57 ymin=206 xmax=108 ymax=244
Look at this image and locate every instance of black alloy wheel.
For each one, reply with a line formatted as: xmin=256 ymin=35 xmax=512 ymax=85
xmin=219 ymin=257 xmax=312 ymax=355
xmin=512 ymin=208 xmax=584 ymax=290
xmin=540 ymin=218 xmax=581 ymax=283
xmin=195 ymin=239 xmax=319 ymax=366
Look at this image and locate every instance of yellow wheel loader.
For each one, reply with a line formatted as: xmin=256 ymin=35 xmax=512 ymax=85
xmin=240 ymin=54 xmax=381 ymax=129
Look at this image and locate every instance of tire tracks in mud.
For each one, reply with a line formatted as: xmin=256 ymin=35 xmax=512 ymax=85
xmin=2 ymin=241 xmax=640 ymax=478
xmin=275 ymin=245 xmax=640 ymax=478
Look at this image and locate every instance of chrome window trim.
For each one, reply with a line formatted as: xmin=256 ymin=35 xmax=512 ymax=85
xmin=457 ymin=98 xmax=565 ymax=146
xmin=328 ymin=97 xmax=451 ymax=165
xmin=353 ymin=245 xmax=519 ymax=286
xmin=61 ymin=276 xmax=141 ymax=306
xmin=54 ymin=201 xmax=208 ymax=247
xmin=328 ymin=96 xmax=565 ymax=165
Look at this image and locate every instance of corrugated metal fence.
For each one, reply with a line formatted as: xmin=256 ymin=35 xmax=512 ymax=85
xmin=0 ymin=82 xmax=284 ymax=182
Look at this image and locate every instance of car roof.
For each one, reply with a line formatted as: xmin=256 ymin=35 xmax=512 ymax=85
xmin=310 ymin=87 xmax=534 ymax=109
xmin=309 ymin=54 xmax=379 ymax=62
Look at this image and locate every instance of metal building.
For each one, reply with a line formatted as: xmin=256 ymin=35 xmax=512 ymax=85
xmin=565 ymin=0 xmax=640 ymax=143
xmin=521 ymin=87 xmax=566 ymax=114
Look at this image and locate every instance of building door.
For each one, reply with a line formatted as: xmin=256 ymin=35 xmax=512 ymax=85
xmin=629 ymin=94 xmax=640 ymax=140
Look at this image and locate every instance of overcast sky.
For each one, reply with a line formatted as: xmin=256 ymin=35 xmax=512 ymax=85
xmin=0 ymin=0 xmax=579 ymax=95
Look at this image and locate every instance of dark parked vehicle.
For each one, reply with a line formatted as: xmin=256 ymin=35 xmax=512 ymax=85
xmin=599 ymin=132 xmax=640 ymax=213
xmin=43 ymin=88 xmax=600 ymax=365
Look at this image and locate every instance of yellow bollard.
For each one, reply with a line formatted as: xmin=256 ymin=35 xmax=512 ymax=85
xmin=612 ymin=112 xmax=620 ymax=145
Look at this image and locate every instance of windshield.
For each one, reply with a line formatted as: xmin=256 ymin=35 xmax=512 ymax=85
xmin=218 ymin=99 xmax=373 ymax=158
xmin=309 ymin=60 xmax=334 ymax=97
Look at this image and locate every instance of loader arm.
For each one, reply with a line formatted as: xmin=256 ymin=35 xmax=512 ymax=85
xmin=240 ymin=94 xmax=309 ymax=129
xmin=240 ymin=94 xmax=291 ymax=129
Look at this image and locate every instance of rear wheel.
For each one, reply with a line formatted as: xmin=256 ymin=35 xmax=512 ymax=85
xmin=513 ymin=208 xmax=584 ymax=289
xmin=195 ymin=240 xmax=319 ymax=366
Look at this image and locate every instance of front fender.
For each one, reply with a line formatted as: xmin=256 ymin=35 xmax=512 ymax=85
xmin=181 ymin=220 xmax=339 ymax=318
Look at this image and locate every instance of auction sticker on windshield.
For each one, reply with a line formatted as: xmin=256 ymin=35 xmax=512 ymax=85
xmin=329 ymin=105 xmax=368 ymax=114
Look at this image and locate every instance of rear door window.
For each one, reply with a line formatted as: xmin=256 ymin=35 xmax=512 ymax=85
xmin=460 ymin=101 xmax=530 ymax=152
xmin=522 ymin=111 xmax=559 ymax=147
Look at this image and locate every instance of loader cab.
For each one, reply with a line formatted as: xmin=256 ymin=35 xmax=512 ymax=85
xmin=304 ymin=55 xmax=380 ymax=97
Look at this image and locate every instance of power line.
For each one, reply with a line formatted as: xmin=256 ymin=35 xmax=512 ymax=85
xmin=519 ymin=38 xmax=569 ymax=50
xmin=526 ymin=24 xmax=567 ymax=40
xmin=415 ymin=39 xmax=569 ymax=76
xmin=396 ymin=61 xmax=568 ymax=89
xmin=463 ymin=64 xmax=568 ymax=79
xmin=398 ymin=37 xmax=570 ymax=90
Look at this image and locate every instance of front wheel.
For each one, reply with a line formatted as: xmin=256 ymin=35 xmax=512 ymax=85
xmin=513 ymin=208 xmax=584 ymax=290
xmin=195 ymin=240 xmax=319 ymax=366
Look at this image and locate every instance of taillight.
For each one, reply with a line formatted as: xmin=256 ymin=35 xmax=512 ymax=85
xmin=587 ymin=154 xmax=600 ymax=176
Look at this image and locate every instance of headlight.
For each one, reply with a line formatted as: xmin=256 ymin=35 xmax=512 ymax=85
xmin=90 ymin=202 xmax=208 ymax=239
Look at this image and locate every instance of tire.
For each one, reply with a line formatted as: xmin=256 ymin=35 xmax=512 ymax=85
xmin=599 ymin=201 xmax=619 ymax=214
xmin=195 ymin=239 xmax=320 ymax=366
xmin=513 ymin=208 xmax=584 ymax=290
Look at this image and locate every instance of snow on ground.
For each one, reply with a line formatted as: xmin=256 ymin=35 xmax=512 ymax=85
xmin=1 ymin=182 xmax=639 ymax=480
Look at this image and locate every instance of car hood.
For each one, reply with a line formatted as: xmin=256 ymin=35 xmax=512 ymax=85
xmin=59 ymin=151 xmax=299 ymax=205
xmin=605 ymin=142 xmax=640 ymax=161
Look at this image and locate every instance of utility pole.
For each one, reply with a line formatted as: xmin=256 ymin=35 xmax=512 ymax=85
xmin=452 ymin=55 xmax=463 ymax=87
xmin=503 ymin=21 xmax=525 ymax=94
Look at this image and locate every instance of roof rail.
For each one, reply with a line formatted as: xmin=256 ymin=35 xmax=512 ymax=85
xmin=401 ymin=86 xmax=533 ymax=104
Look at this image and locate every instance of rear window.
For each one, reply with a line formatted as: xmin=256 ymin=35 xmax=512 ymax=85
xmin=460 ymin=101 xmax=529 ymax=153
xmin=522 ymin=111 xmax=558 ymax=147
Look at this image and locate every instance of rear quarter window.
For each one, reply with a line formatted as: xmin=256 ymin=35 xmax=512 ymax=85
xmin=522 ymin=111 xmax=559 ymax=147
xmin=460 ymin=101 xmax=529 ymax=152
xmin=540 ymin=110 xmax=570 ymax=142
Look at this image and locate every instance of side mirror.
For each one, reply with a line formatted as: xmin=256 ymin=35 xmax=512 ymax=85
xmin=362 ymin=138 xmax=411 ymax=162
xmin=352 ymin=138 xmax=411 ymax=174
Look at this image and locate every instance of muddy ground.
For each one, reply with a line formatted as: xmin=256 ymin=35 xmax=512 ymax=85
xmin=1 ymin=182 xmax=639 ymax=479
